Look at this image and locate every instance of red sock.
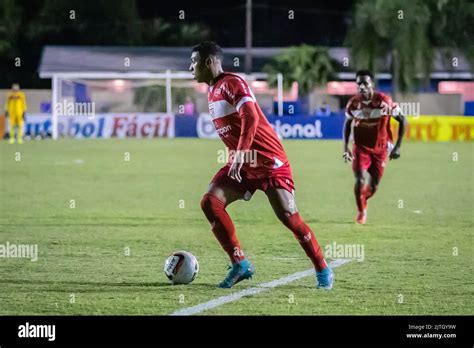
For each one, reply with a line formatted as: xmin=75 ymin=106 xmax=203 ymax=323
xmin=201 ymin=193 xmax=245 ymax=264
xmin=282 ymin=213 xmax=327 ymax=272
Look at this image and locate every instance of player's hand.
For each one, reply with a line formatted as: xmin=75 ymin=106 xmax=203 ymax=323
xmin=228 ymin=150 xmax=245 ymax=183
xmin=389 ymin=146 xmax=401 ymax=160
xmin=342 ymin=149 xmax=353 ymax=163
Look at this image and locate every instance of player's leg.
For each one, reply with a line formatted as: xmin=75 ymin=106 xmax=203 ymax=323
xmin=352 ymin=147 xmax=372 ymax=223
xmin=200 ymin=169 xmax=255 ymax=288
xmin=17 ymin=115 xmax=24 ymax=144
xmin=365 ymin=152 xmax=387 ymax=200
xmin=200 ymin=183 xmax=244 ymax=264
xmin=363 ymin=171 xmax=378 ymax=200
xmin=265 ymin=187 xmax=327 ymax=271
xmin=354 ymin=170 xmax=371 ymax=212
xmin=265 ymin=187 xmax=333 ymax=289
xmin=8 ymin=114 xmax=16 ymax=144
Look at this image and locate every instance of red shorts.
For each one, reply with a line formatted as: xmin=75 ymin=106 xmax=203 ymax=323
xmin=352 ymin=146 xmax=387 ymax=181
xmin=210 ymin=163 xmax=295 ymax=200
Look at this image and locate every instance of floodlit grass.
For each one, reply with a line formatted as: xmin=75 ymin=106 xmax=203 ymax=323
xmin=0 ymin=138 xmax=472 ymax=315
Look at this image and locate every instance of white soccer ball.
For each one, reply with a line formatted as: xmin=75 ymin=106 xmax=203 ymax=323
xmin=164 ymin=251 xmax=199 ymax=285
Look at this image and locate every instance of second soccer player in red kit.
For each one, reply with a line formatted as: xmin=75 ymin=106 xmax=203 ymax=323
xmin=343 ymin=70 xmax=407 ymax=224
xmin=190 ymin=41 xmax=333 ymax=289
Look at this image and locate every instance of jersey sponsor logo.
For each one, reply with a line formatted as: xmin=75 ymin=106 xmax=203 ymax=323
xmin=354 ymin=119 xmax=380 ymax=128
xmin=347 ymin=93 xmax=394 ymax=119
xmin=351 ymin=108 xmax=384 ymax=119
xmin=216 ymin=124 xmax=232 ymax=136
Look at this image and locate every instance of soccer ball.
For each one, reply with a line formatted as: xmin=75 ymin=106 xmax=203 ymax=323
xmin=164 ymin=251 xmax=199 ymax=285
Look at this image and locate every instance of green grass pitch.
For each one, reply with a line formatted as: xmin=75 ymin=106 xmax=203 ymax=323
xmin=0 ymin=138 xmax=472 ymax=315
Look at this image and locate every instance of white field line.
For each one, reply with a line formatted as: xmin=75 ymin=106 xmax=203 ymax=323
xmin=170 ymin=258 xmax=353 ymax=316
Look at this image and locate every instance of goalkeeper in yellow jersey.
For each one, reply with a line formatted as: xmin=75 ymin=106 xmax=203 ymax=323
xmin=5 ymin=83 xmax=27 ymax=144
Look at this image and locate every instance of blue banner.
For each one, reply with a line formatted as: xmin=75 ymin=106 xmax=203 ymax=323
xmin=175 ymin=115 xmax=199 ymax=137
xmin=267 ymin=115 xmax=345 ymax=139
xmin=175 ymin=113 xmax=345 ymax=140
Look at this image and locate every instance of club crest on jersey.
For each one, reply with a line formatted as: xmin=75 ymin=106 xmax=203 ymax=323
xmin=212 ymin=88 xmax=221 ymax=98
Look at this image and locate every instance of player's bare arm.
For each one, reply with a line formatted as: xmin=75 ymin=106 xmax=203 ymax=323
xmin=342 ymin=117 xmax=353 ymax=162
xmin=227 ymin=150 xmax=245 ymax=183
xmin=228 ymin=102 xmax=259 ymax=182
xmin=389 ymin=114 xmax=407 ymax=160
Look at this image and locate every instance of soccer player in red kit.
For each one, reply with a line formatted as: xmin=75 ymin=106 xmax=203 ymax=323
xmin=343 ymin=70 xmax=407 ymax=224
xmin=190 ymin=41 xmax=333 ymax=289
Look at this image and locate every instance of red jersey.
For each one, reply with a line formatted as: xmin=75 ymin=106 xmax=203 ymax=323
xmin=208 ymin=72 xmax=289 ymax=178
xmin=345 ymin=91 xmax=400 ymax=153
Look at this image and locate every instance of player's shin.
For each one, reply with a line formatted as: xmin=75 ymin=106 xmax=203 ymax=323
xmin=282 ymin=213 xmax=327 ymax=272
xmin=200 ymin=193 xmax=245 ymax=264
xmin=354 ymin=181 xmax=365 ymax=213
xmin=8 ymin=120 xmax=15 ymax=141
xmin=362 ymin=184 xmax=374 ymax=201
xmin=18 ymin=121 xmax=24 ymax=141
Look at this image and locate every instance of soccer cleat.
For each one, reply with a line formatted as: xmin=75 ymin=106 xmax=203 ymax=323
xmin=8 ymin=138 xmax=15 ymax=144
xmin=356 ymin=210 xmax=367 ymax=224
xmin=316 ymin=266 xmax=334 ymax=290
xmin=218 ymin=259 xmax=254 ymax=288
xmin=17 ymin=138 xmax=24 ymax=144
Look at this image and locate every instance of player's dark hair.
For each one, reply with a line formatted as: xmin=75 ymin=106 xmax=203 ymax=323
xmin=356 ymin=69 xmax=374 ymax=81
xmin=192 ymin=41 xmax=223 ymax=60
